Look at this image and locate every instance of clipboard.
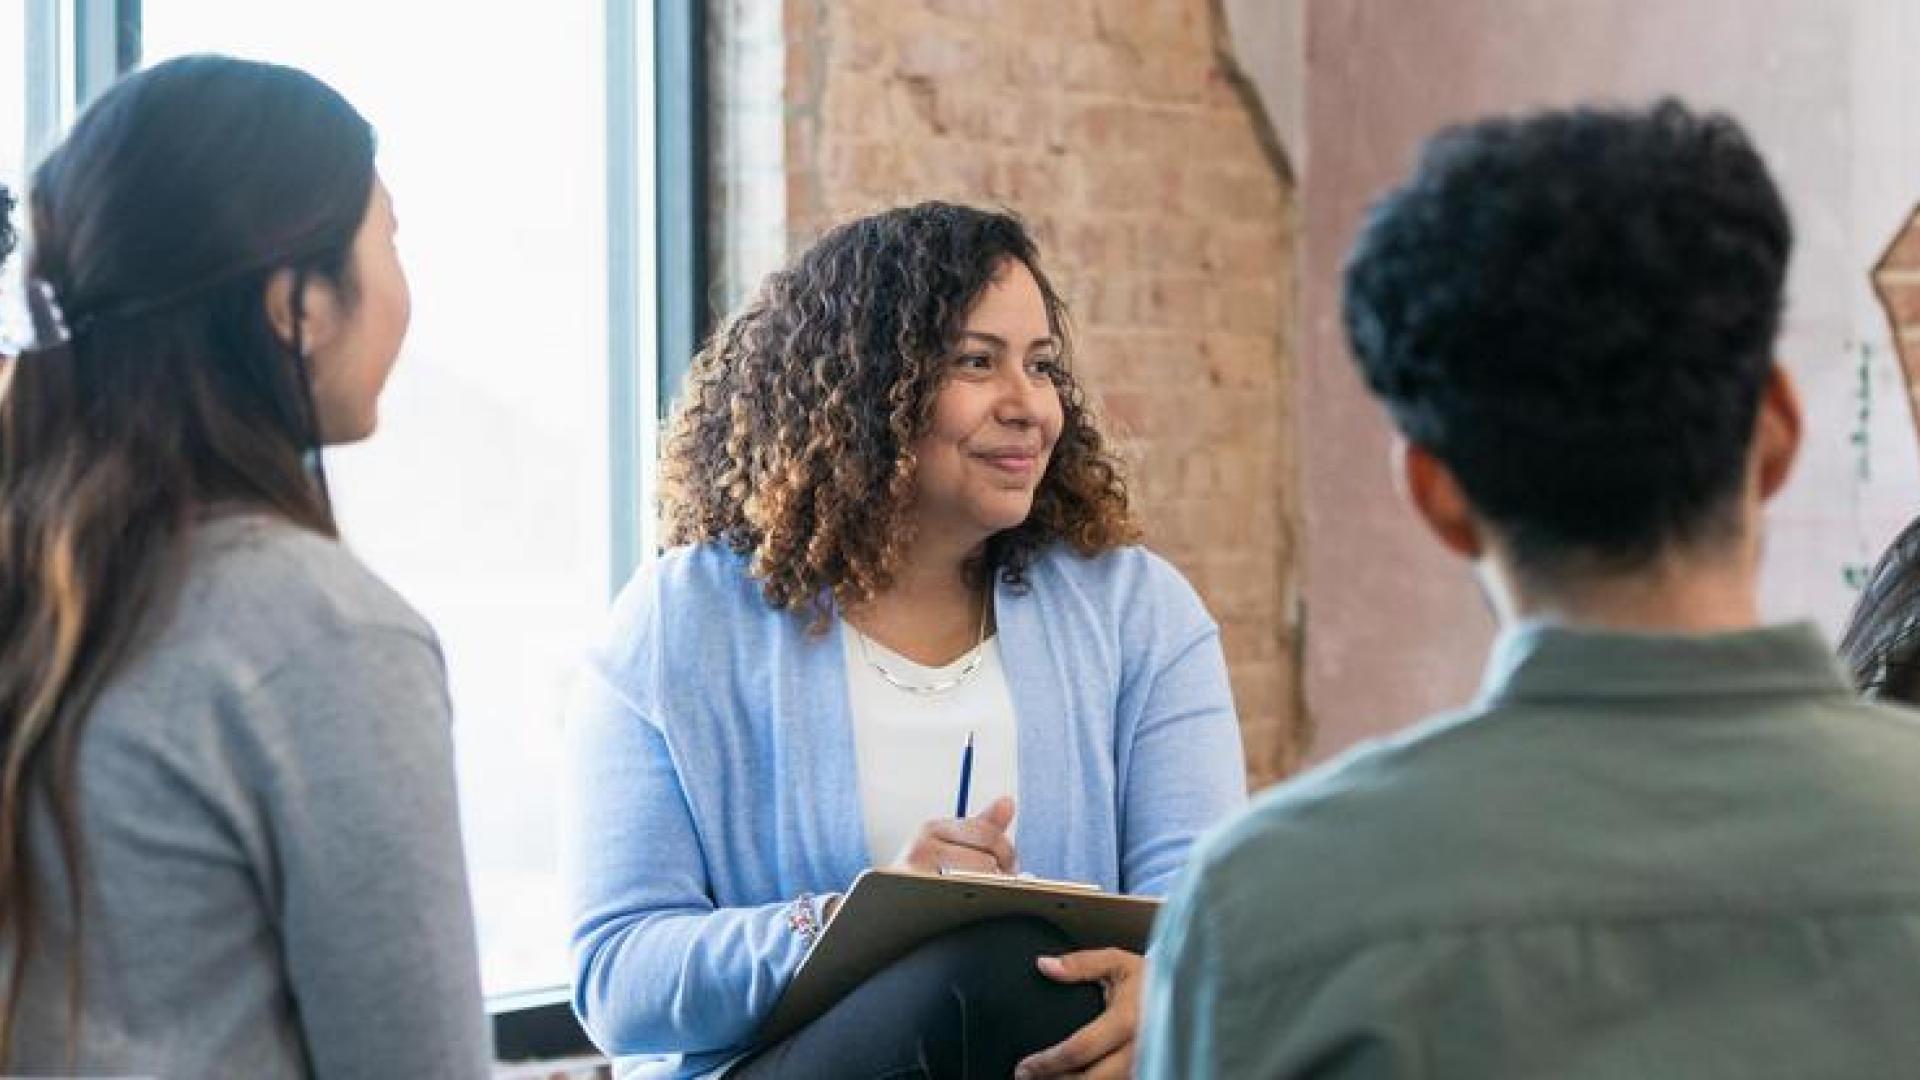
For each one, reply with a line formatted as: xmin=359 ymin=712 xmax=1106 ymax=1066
xmin=754 ymin=869 xmax=1160 ymax=1047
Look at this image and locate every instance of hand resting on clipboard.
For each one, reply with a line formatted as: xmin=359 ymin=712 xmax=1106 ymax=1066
xmin=753 ymin=868 xmax=1161 ymax=1047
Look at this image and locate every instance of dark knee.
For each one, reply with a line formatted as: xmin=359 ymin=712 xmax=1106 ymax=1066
xmin=888 ymin=917 xmax=1090 ymax=1028
xmin=931 ymin=916 xmax=1076 ymax=973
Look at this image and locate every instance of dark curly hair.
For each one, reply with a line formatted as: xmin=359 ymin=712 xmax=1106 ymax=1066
xmin=663 ymin=201 xmax=1138 ymax=622
xmin=1343 ymin=99 xmax=1791 ymax=578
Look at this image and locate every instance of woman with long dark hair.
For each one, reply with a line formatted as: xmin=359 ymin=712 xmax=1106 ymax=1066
xmin=0 ymin=57 xmax=488 ymax=1075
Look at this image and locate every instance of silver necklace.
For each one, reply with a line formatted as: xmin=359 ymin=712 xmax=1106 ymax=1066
xmin=853 ymin=590 xmax=992 ymax=697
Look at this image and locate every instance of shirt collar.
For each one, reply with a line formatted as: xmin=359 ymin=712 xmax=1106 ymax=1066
xmin=1478 ymin=620 xmax=1853 ymax=705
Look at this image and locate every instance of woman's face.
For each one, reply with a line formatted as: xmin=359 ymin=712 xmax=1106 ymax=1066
xmin=906 ymin=258 xmax=1066 ymax=549
xmin=307 ymin=175 xmax=410 ymax=445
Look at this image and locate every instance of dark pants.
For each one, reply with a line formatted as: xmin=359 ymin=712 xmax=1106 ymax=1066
xmin=727 ymin=916 xmax=1105 ymax=1079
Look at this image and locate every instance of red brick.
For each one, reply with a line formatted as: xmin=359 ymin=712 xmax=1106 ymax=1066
xmin=829 ymin=0 xmax=899 ymax=25
xmin=1240 ymin=719 xmax=1302 ymax=786
xmin=846 ymin=35 xmax=889 ymax=72
xmin=1135 ymin=51 xmax=1217 ymax=105
xmin=1022 ymin=210 xmax=1064 ymax=254
xmin=1137 ymin=219 xmax=1211 ymax=274
xmin=1175 ymin=453 xmax=1221 ymax=495
xmin=990 ymin=157 xmax=1070 ymax=207
xmin=1074 ymin=276 xmax=1140 ymax=327
xmin=835 ymin=142 xmax=913 ymax=198
xmin=820 ymin=1 xmax=889 ymax=72
xmin=922 ymin=0 xmax=998 ymax=20
xmin=996 ymin=38 xmax=1073 ymax=90
xmin=1056 ymin=220 xmax=1134 ymax=275
xmin=1137 ymin=276 xmax=1210 ymax=330
xmin=1185 ymin=165 xmax=1283 ymax=219
xmin=1880 ymin=214 xmax=1920 ymax=272
xmin=1091 ymin=0 xmax=1211 ymax=53
xmin=1135 ymin=445 xmax=1188 ymax=498
xmin=912 ymin=153 xmax=997 ymax=203
xmin=1008 ymin=0 xmax=1097 ymax=38
xmin=1097 ymin=388 xmax=1153 ymax=436
xmin=1214 ymin=432 xmax=1279 ymax=499
xmin=784 ymin=29 xmax=821 ymax=105
xmin=1220 ymin=615 xmax=1286 ymax=666
xmin=1211 ymin=219 xmax=1288 ymax=278
xmin=1060 ymin=103 xmax=1138 ymax=153
xmin=1880 ymin=281 xmax=1920 ymax=328
xmin=1068 ymin=328 xmax=1129 ymax=378
xmin=931 ymin=89 xmax=999 ymax=141
xmin=892 ymin=75 xmax=943 ymax=136
xmin=822 ymin=72 xmax=897 ymax=137
xmin=1061 ymin=41 xmax=1141 ymax=95
xmin=1084 ymin=158 xmax=1183 ymax=214
xmin=995 ymin=99 xmax=1059 ymax=149
xmin=1187 ymin=109 xmax=1256 ymax=161
xmin=896 ymin=33 xmax=984 ymax=81
xmin=1213 ymin=281 xmax=1286 ymax=335
xmin=1228 ymin=663 xmax=1287 ymax=725
xmin=1201 ymin=332 xmax=1280 ymax=389
xmin=1091 ymin=338 xmax=1183 ymax=393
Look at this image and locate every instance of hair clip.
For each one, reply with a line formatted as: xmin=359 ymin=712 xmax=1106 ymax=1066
xmin=26 ymin=279 xmax=73 ymax=349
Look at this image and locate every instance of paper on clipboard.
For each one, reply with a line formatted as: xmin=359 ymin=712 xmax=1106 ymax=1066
xmin=753 ymin=869 xmax=1160 ymax=1047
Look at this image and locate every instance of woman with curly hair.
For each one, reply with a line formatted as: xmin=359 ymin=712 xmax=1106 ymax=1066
xmin=565 ymin=202 xmax=1246 ymax=1078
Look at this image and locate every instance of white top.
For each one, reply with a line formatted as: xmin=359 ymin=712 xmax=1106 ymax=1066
xmin=843 ymin=629 xmax=1022 ymax=866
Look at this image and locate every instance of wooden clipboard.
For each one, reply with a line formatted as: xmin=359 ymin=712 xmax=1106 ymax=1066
xmin=754 ymin=869 xmax=1161 ymax=1047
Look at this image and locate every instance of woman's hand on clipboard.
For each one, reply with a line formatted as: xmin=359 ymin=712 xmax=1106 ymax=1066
xmin=1014 ymin=947 xmax=1145 ymax=1080
xmin=891 ymin=796 xmax=1018 ymax=874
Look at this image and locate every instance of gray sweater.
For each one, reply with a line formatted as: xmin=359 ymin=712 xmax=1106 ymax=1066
xmin=9 ymin=515 xmax=490 ymax=1077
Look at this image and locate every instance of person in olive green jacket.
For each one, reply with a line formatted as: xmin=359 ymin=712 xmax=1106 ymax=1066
xmin=1140 ymin=99 xmax=1920 ymax=1078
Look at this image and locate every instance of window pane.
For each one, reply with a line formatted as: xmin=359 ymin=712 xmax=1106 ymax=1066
xmin=142 ymin=3 xmax=614 ymax=999
xmin=1 ymin=2 xmax=27 ymax=351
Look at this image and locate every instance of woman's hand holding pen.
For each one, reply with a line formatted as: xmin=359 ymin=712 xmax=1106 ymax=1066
xmin=892 ymin=796 xmax=1017 ymax=874
xmin=830 ymin=794 xmax=1014 ymax=933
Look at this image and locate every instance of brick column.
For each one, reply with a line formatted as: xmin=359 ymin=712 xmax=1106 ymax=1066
xmin=1875 ymin=204 xmax=1920 ymax=439
xmin=713 ymin=0 xmax=1304 ymax=786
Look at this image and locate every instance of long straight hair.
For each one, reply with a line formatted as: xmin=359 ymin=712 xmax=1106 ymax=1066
xmin=0 ymin=55 xmax=375 ymax=1062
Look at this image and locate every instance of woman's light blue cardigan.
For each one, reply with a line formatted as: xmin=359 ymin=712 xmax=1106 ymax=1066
xmin=564 ymin=541 xmax=1247 ymax=1078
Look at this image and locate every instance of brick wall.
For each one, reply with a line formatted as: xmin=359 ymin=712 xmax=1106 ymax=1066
xmin=1876 ymin=203 xmax=1920 ymax=438
xmin=712 ymin=0 xmax=1304 ymax=785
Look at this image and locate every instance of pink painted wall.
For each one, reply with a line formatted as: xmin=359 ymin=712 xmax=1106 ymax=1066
xmin=1233 ymin=0 xmax=1920 ymax=761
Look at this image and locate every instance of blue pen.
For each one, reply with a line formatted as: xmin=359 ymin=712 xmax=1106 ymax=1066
xmin=955 ymin=731 xmax=975 ymax=818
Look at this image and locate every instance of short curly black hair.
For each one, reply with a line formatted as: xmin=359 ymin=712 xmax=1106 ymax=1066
xmin=1343 ymin=99 xmax=1791 ymax=577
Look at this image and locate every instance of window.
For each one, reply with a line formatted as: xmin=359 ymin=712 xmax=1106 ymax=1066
xmin=0 ymin=3 xmax=30 ymax=351
xmin=123 ymin=1 xmax=663 ymax=1009
xmin=0 ymin=3 xmax=20 ymax=196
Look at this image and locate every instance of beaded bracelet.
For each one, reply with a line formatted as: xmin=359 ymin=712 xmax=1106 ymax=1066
xmin=787 ymin=892 xmax=823 ymax=947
